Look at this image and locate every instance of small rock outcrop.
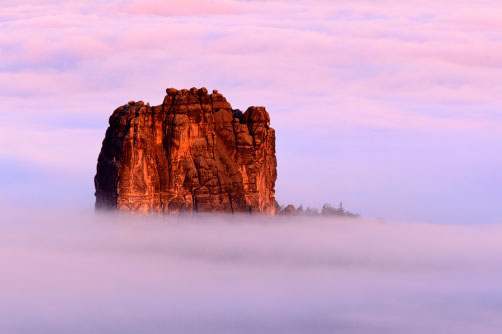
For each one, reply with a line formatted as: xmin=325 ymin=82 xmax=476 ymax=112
xmin=94 ymin=87 xmax=277 ymax=215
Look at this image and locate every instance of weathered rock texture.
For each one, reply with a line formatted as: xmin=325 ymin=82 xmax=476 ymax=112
xmin=94 ymin=87 xmax=277 ymax=215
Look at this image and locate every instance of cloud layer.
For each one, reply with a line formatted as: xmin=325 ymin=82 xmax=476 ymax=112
xmin=1 ymin=211 xmax=502 ymax=333
xmin=1 ymin=0 xmax=501 ymax=223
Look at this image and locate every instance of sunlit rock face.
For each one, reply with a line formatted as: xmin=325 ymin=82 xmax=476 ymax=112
xmin=94 ymin=88 xmax=277 ymax=215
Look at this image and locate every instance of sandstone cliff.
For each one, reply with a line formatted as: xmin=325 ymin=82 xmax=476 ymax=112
xmin=94 ymin=87 xmax=277 ymax=215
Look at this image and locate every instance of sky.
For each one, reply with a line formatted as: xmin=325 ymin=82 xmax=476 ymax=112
xmin=1 ymin=0 xmax=501 ymax=223
xmin=1 ymin=212 xmax=502 ymax=333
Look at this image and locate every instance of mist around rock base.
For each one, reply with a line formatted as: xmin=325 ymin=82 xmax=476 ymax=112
xmin=1 ymin=210 xmax=501 ymax=334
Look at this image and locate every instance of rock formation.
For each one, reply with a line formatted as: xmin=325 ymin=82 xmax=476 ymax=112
xmin=94 ymin=87 xmax=277 ymax=215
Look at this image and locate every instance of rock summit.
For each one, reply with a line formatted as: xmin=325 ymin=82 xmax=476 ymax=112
xmin=94 ymin=87 xmax=277 ymax=214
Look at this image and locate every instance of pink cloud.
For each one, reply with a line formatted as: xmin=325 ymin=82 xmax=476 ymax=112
xmin=111 ymin=0 xmax=245 ymax=16
xmin=1 ymin=2 xmax=501 ymax=141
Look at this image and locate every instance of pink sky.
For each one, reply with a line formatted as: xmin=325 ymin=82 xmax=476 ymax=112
xmin=1 ymin=0 xmax=501 ymax=223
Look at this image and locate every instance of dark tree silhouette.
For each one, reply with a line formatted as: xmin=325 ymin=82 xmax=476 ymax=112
xmin=275 ymin=201 xmax=359 ymax=218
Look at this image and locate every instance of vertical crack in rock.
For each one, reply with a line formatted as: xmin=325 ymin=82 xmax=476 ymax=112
xmin=94 ymin=87 xmax=277 ymax=215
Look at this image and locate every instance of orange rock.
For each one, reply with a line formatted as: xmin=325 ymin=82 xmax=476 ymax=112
xmin=94 ymin=88 xmax=277 ymax=215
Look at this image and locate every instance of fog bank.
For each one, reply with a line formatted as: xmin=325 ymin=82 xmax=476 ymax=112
xmin=1 ymin=211 xmax=501 ymax=333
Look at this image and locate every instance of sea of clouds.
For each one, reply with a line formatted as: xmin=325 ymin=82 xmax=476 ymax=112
xmin=1 ymin=210 xmax=501 ymax=333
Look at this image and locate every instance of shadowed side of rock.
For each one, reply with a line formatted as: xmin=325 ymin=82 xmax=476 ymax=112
xmin=94 ymin=88 xmax=277 ymax=215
